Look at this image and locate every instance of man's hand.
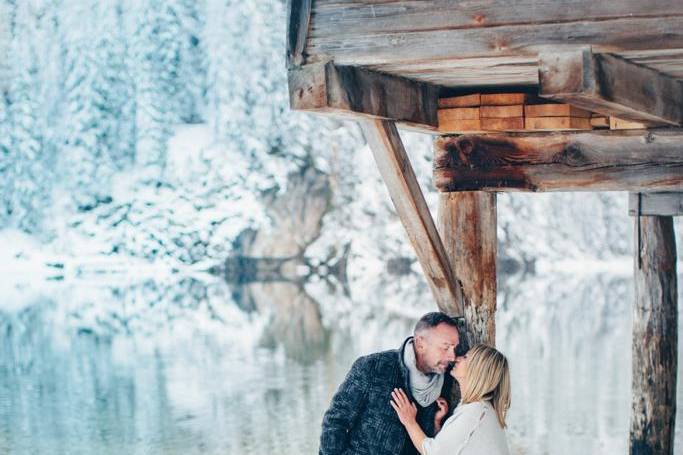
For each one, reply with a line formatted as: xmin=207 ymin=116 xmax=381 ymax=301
xmin=434 ymin=397 xmax=449 ymax=433
xmin=390 ymin=388 xmax=417 ymax=427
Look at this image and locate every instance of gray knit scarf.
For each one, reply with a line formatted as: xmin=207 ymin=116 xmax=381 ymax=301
xmin=403 ymin=338 xmax=444 ymax=407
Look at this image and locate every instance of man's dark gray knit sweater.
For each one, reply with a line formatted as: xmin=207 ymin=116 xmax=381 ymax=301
xmin=319 ymin=337 xmax=453 ymax=455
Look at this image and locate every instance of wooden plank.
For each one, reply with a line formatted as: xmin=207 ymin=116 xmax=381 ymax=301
xmin=481 ymin=93 xmax=527 ymax=106
xmin=288 ymin=62 xmax=438 ymax=127
xmin=590 ymin=116 xmax=610 ymax=128
xmin=481 ymin=117 xmax=524 ymax=131
xmin=629 ymin=192 xmax=683 ymax=216
xmin=433 ymin=129 xmax=683 ymax=192
xmin=306 ymin=16 xmax=683 ymax=68
xmin=368 ymin=57 xmax=540 ymax=88
xmin=311 ymin=1 xmax=683 ymax=36
xmin=438 ymin=119 xmax=482 ymax=134
xmin=539 ymin=48 xmax=683 ymax=126
xmin=437 ymin=192 xmax=497 ymax=345
xmin=439 ymin=94 xmax=481 ymax=108
xmin=524 ymin=116 xmax=592 ymax=130
xmin=524 ymin=104 xmax=592 ymax=118
xmin=287 ymin=0 xmax=312 ymax=67
xmin=480 ymin=105 xmax=524 ymax=118
xmin=363 ymin=48 xmax=683 ymax=89
xmin=360 ymin=119 xmax=464 ymax=316
xmin=610 ymin=117 xmax=649 ymax=130
xmin=438 ymin=108 xmax=480 ymax=121
xmin=630 ymin=215 xmax=677 ymax=455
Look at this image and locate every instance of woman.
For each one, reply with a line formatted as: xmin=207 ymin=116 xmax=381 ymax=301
xmin=390 ymin=344 xmax=511 ymax=455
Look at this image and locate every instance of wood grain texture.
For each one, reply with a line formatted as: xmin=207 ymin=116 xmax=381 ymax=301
xmin=287 ymin=0 xmax=312 ymax=67
xmin=361 ymin=119 xmax=464 ymax=315
xmin=437 ymin=192 xmax=497 ymax=345
xmin=311 ymin=1 xmax=683 ymax=36
xmin=610 ymin=117 xmax=649 ymax=130
xmin=296 ymin=1 xmax=683 ymax=87
xmin=306 ymin=15 xmax=683 ymax=67
xmin=629 ymin=193 xmax=683 ymax=216
xmin=480 ymin=105 xmax=524 ymax=118
xmin=439 ymin=94 xmax=481 ymax=108
xmin=590 ymin=116 xmax=610 ymax=128
xmin=481 ymin=93 xmax=527 ymax=106
xmin=480 ymin=117 xmax=524 ymax=131
xmin=539 ymin=48 xmax=683 ymax=125
xmin=288 ymin=62 xmax=439 ymax=127
xmin=433 ymin=129 xmax=683 ymax=192
xmin=368 ymin=57 xmax=540 ymax=88
xmin=438 ymin=108 xmax=480 ymax=121
xmin=630 ymin=215 xmax=677 ymax=455
xmin=437 ymin=119 xmax=482 ymax=134
xmin=524 ymin=116 xmax=592 ymax=130
xmin=524 ymin=104 xmax=592 ymax=118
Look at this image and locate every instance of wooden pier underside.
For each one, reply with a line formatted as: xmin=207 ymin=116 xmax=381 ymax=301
xmin=295 ymin=0 xmax=683 ymax=88
xmin=287 ymin=1 xmax=682 ymax=452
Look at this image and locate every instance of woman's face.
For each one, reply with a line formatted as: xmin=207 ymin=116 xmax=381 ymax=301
xmin=450 ymin=353 xmax=470 ymax=382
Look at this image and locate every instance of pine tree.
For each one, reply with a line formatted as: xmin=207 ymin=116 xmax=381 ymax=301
xmin=130 ymin=0 xmax=187 ymax=177
xmin=174 ymin=0 xmax=208 ymax=124
xmin=3 ymin=0 xmax=58 ymax=234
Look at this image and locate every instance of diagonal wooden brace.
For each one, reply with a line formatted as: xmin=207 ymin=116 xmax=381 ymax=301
xmin=359 ymin=119 xmax=464 ymax=316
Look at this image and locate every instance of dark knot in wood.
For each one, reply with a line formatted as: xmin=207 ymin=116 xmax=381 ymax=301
xmin=440 ymin=137 xmax=490 ymax=169
xmin=554 ymin=143 xmax=589 ymax=167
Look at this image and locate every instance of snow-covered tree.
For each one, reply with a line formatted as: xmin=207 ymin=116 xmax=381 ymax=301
xmin=4 ymin=1 xmax=55 ymax=234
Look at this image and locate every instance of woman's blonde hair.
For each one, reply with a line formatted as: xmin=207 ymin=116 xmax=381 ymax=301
xmin=460 ymin=344 xmax=511 ymax=428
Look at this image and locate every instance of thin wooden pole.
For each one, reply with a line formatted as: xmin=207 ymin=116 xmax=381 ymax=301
xmin=437 ymin=192 xmax=497 ymax=345
xmin=359 ymin=119 xmax=463 ymax=316
xmin=630 ymin=215 xmax=678 ymax=455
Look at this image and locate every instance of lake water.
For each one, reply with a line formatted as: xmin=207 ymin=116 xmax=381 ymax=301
xmin=1 ymin=271 xmax=682 ymax=454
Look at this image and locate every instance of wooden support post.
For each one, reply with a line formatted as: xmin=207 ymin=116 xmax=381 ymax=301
xmin=630 ymin=213 xmax=678 ymax=454
xmin=359 ymin=119 xmax=463 ymax=316
xmin=433 ymin=130 xmax=683 ymax=193
xmin=437 ymin=192 xmax=497 ymax=345
xmin=539 ymin=48 xmax=683 ymax=126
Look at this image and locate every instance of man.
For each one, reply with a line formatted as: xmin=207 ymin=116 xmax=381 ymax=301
xmin=319 ymin=312 xmax=463 ymax=455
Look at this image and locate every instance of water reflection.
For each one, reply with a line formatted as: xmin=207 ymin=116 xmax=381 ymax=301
xmin=1 ymin=271 xmax=682 ymax=454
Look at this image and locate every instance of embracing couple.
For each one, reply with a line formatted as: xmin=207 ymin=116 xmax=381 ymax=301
xmin=319 ymin=312 xmax=511 ymax=455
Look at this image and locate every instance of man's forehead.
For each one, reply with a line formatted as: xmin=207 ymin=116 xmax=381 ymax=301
xmin=427 ymin=324 xmax=459 ymax=343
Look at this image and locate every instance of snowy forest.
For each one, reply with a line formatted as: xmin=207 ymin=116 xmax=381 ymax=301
xmin=1 ymin=0 xmax=683 ymax=454
xmin=0 ymin=0 xmax=657 ymax=297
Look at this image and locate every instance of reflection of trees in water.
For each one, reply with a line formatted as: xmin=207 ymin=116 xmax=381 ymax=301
xmin=0 ymin=301 xmax=200 ymax=453
xmin=4 ymin=271 xmax=683 ymax=453
xmin=241 ymin=280 xmax=331 ymax=364
xmin=498 ymin=272 xmax=633 ymax=453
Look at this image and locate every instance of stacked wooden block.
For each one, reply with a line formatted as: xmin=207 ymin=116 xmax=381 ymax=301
xmin=437 ymin=93 xmax=526 ymax=133
xmin=524 ymin=104 xmax=591 ymax=130
xmin=437 ymin=93 xmax=648 ymax=133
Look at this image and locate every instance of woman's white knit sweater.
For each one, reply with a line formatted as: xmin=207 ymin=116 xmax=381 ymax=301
xmin=421 ymin=400 xmax=511 ymax=455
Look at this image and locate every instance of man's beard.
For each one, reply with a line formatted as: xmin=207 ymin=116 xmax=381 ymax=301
xmin=432 ymin=361 xmax=453 ymax=375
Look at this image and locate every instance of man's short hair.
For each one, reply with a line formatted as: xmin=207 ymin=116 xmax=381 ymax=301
xmin=414 ymin=312 xmax=459 ymax=335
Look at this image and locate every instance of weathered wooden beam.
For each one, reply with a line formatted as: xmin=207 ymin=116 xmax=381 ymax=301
xmin=311 ymin=1 xmax=683 ymax=37
xmin=437 ymin=193 xmax=496 ymax=345
xmin=360 ymin=119 xmax=463 ymax=316
xmin=539 ymin=48 xmax=683 ymax=126
xmin=306 ymin=15 xmax=683 ymax=68
xmin=629 ymin=193 xmax=683 ymax=217
xmin=433 ymin=129 xmax=683 ymax=192
xmin=288 ymin=62 xmax=438 ymax=129
xmin=630 ymin=215 xmax=677 ymax=455
xmin=286 ymin=0 xmax=312 ymax=67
